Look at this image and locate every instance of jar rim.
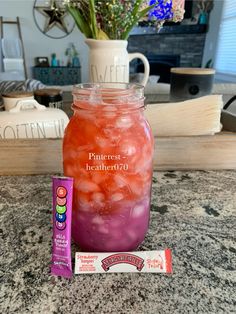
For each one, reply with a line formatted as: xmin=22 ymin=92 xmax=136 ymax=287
xmin=72 ymin=83 xmax=145 ymax=111
xmin=73 ymin=82 xmax=144 ymax=98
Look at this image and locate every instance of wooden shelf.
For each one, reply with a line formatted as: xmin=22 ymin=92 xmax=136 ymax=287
xmin=0 ymin=132 xmax=236 ymax=175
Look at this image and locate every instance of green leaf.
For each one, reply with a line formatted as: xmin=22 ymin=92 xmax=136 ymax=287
xmin=67 ymin=6 xmax=92 ymax=38
xmin=121 ymin=0 xmax=160 ymax=40
xmin=132 ymin=0 xmax=144 ymax=18
xmin=88 ymin=0 xmax=98 ymax=38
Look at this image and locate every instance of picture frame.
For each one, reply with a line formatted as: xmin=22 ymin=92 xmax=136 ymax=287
xmin=35 ymin=57 xmax=49 ymax=67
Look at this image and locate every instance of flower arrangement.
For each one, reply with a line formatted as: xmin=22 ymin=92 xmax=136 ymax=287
xmin=64 ymin=0 xmax=185 ymax=40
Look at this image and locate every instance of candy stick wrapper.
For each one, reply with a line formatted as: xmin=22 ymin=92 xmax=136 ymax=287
xmin=51 ymin=176 xmax=73 ymax=278
xmin=75 ymin=250 xmax=172 ymax=274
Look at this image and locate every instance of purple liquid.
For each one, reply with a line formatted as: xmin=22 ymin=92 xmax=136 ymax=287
xmin=72 ymin=198 xmax=150 ymax=252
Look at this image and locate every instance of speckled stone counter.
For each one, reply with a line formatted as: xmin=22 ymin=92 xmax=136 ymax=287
xmin=0 ymin=171 xmax=236 ymax=314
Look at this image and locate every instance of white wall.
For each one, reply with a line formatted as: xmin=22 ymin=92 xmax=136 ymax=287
xmin=0 ymin=0 xmax=89 ymax=82
xmin=202 ymin=0 xmax=224 ymax=69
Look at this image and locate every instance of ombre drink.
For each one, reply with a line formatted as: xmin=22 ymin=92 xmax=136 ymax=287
xmin=63 ymin=83 xmax=154 ymax=252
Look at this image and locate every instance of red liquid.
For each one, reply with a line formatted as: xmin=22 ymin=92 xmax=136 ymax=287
xmin=63 ymin=97 xmax=154 ymax=252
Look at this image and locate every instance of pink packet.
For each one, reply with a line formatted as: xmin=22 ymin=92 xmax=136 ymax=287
xmin=51 ymin=176 xmax=73 ymax=278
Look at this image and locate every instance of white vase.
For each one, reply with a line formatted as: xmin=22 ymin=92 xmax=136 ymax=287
xmin=85 ymin=39 xmax=150 ymax=86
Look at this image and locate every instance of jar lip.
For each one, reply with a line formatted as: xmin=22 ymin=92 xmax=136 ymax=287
xmin=72 ymin=82 xmax=144 ymax=98
xmin=72 ymin=83 xmax=145 ymax=111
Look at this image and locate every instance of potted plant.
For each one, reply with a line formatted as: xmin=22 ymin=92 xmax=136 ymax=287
xmin=64 ymin=0 xmax=185 ymax=39
xmin=63 ymin=0 xmax=185 ymax=84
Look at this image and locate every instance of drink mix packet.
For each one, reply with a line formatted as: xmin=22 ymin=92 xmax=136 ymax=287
xmin=75 ymin=250 xmax=172 ymax=274
xmin=51 ymin=176 xmax=73 ymax=278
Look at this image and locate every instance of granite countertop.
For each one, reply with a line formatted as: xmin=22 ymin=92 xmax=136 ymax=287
xmin=0 ymin=171 xmax=235 ymax=314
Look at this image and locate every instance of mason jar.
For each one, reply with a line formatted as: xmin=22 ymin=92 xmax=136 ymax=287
xmin=63 ymin=83 xmax=154 ymax=252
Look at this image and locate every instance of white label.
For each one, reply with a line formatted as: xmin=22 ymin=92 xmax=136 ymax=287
xmin=74 ymin=250 xmax=172 ymax=274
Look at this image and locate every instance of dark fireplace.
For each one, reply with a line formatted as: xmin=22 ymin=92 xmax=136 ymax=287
xmin=134 ymin=54 xmax=180 ymax=83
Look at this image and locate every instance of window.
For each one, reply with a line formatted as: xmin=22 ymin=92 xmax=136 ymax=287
xmin=215 ymin=0 xmax=236 ymax=80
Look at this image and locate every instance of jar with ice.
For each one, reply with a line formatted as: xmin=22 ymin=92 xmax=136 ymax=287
xmin=63 ymin=83 xmax=154 ymax=252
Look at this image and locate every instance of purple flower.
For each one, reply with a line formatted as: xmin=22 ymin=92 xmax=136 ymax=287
xmin=148 ymin=0 xmax=173 ymax=21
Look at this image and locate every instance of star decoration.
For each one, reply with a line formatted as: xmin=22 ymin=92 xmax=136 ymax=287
xmin=35 ymin=0 xmax=69 ymax=34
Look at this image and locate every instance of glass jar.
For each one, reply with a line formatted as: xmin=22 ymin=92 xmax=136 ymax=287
xmin=34 ymin=88 xmax=63 ymax=109
xmin=63 ymin=83 xmax=154 ymax=252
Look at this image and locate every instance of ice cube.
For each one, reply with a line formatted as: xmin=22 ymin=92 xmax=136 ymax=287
xmin=113 ymin=174 xmax=129 ymax=188
xmin=132 ymin=204 xmax=145 ymax=218
xmin=134 ymin=146 xmax=153 ymax=172
xmin=120 ymin=139 xmax=137 ymax=156
xmin=126 ymin=229 xmax=138 ymax=241
xmin=110 ymin=215 xmax=125 ymax=228
xmin=95 ymin=136 xmax=110 ymax=148
xmin=111 ymin=193 xmax=124 ymax=202
xmin=76 ymin=191 xmax=90 ymax=207
xmin=77 ymin=180 xmax=100 ymax=193
xmin=92 ymin=192 xmax=105 ymax=203
xmin=129 ymin=180 xmax=143 ymax=196
xmin=98 ymin=225 xmax=109 ymax=234
xmin=92 ymin=215 xmax=104 ymax=225
xmin=102 ymin=128 xmax=121 ymax=143
xmin=89 ymin=85 xmax=102 ymax=105
xmin=115 ymin=116 xmax=133 ymax=129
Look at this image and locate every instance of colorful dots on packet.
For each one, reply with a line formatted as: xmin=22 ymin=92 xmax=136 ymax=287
xmin=56 ymin=204 xmax=67 ymax=214
xmin=56 ymin=196 xmax=67 ymax=206
xmin=57 ymin=186 xmax=67 ymax=198
xmin=51 ymin=177 xmax=73 ymax=278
